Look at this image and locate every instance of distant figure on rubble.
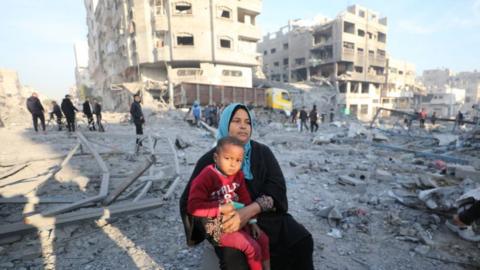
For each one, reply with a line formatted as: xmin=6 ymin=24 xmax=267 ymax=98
xmin=299 ymin=106 xmax=308 ymax=132
xmin=419 ymin=108 xmax=427 ymax=128
xmin=431 ymin=112 xmax=437 ymax=126
xmin=447 ymin=201 xmax=480 ymax=241
xmin=61 ymin=95 xmax=79 ymax=132
xmin=456 ymin=111 xmax=464 ymax=126
xmin=309 ymin=105 xmax=318 ymax=132
xmin=187 ymin=136 xmax=271 ymax=270
xmin=330 ymin=108 xmax=335 ymax=122
xmin=93 ymin=99 xmax=104 ymax=132
xmin=26 ymin=92 xmax=46 ymax=132
xmin=130 ymin=94 xmax=145 ymax=149
xmin=192 ymin=101 xmax=202 ymax=127
xmin=50 ymin=101 xmax=63 ymax=131
xmin=82 ymin=98 xmax=96 ymax=131
xmin=291 ymin=108 xmax=298 ymax=124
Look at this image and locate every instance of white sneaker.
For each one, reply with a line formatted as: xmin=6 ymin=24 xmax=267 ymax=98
xmin=446 ymin=220 xmax=480 ymax=242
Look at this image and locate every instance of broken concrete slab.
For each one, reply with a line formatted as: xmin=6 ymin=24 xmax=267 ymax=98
xmin=450 ymin=165 xmax=480 ymax=181
xmin=337 ymin=175 xmax=366 ymax=187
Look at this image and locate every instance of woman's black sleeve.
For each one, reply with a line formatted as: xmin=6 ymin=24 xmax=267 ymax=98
xmin=261 ymin=145 xmax=288 ymax=213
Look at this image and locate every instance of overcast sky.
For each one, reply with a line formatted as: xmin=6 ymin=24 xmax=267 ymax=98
xmin=1 ymin=0 xmax=479 ymax=99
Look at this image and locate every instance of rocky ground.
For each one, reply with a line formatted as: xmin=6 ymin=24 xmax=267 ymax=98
xmin=0 ymin=109 xmax=480 ymax=270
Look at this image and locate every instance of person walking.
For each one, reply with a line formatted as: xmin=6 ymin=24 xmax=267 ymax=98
xmin=61 ymin=95 xmax=79 ymax=132
xmin=26 ymin=92 xmax=46 ymax=132
xmin=291 ymin=108 xmax=298 ymax=124
xmin=299 ymin=106 xmax=308 ymax=132
xmin=83 ymin=98 xmax=96 ymax=131
xmin=309 ymin=105 xmax=318 ymax=132
xmin=51 ymin=101 xmax=63 ymax=131
xmin=130 ymin=94 xmax=145 ymax=149
xmin=93 ymin=99 xmax=104 ymax=132
xmin=192 ymin=101 xmax=202 ymax=127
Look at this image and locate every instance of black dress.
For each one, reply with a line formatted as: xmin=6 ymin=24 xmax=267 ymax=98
xmin=180 ymin=140 xmax=313 ymax=269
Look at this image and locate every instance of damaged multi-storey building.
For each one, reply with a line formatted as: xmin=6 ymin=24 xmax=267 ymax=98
xmin=84 ymin=0 xmax=261 ymax=110
xmin=421 ymin=69 xmax=480 ymax=118
xmin=259 ymin=5 xmax=423 ymax=121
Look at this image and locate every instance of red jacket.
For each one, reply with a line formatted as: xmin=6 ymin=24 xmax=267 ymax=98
xmin=187 ymin=164 xmax=252 ymax=218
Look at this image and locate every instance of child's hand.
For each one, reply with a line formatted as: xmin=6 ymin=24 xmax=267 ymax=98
xmin=220 ymin=203 xmax=235 ymax=215
xmin=250 ymin=224 xmax=262 ymax=239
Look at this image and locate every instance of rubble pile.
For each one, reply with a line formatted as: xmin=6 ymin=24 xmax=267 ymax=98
xmin=0 ymin=107 xmax=480 ymax=269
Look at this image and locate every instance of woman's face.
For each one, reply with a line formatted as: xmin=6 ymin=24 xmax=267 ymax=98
xmin=228 ymin=108 xmax=252 ymax=144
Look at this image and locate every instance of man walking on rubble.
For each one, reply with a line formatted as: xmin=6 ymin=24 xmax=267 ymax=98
xmin=299 ymin=106 xmax=308 ymax=132
xmin=419 ymin=108 xmax=427 ymax=128
xmin=130 ymin=94 xmax=145 ymax=149
xmin=26 ymin=92 xmax=46 ymax=132
xmin=51 ymin=101 xmax=63 ymax=131
xmin=61 ymin=95 xmax=79 ymax=132
xmin=93 ymin=98 xmax=104 ymax=132
xmin=309 ymin=104 xmax=318 ymax=132
xmin=82 ymin=98 xmax=96 ymax=131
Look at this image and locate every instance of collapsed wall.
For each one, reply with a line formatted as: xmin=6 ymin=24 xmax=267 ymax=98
xmin=0 ymin=69 xmax=35 ymax=127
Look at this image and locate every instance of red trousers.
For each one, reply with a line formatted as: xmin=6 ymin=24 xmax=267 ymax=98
xmin=219 ymin=227 xmax=270 ymax=270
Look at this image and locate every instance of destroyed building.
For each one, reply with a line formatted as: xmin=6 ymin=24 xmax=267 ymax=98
xmin=84 ymin=0 xmax=261 ymax=110
xmin=73 ymin=42 xmax=94 ymax=101
xmin=258 ymin=5 xmax=423 ymax=121
xmin=0 ymin=69 xmax=36 ymax=126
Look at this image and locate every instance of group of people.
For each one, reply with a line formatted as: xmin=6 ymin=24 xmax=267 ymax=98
xmin=290 ymin=105 xmax=335 ymax=133
xmin=26 ymin=92 xmax=103 ymax=133
xmin=190 ymin=102 xmax=225 ymax=128
xmin=404 ymin=108 xmax=466 ymax=129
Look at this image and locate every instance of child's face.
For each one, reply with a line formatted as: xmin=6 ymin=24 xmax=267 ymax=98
xmin=214 ymin=144 xmax=244 ymax=176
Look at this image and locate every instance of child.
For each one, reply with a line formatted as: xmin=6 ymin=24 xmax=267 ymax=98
xmin=187 ymin=136 xmax=270 ymax=270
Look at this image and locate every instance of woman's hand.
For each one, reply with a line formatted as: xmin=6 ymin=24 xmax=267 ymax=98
xmin=222 ymin=203 xmax=261 ymax=233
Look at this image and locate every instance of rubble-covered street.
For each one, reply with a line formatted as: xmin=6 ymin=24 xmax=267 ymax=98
xmin=1 ymin=108 xmax=479 ymax=269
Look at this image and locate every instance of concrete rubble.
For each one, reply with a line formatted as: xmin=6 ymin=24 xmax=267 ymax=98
xmin=0 ymin=104 xmax=480 ymax=269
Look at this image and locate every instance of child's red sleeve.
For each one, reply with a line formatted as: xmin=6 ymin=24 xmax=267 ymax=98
xmin=187 ymin=170 xmax=220 ymax=217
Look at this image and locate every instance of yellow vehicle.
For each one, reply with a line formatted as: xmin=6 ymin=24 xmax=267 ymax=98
xmin=265 ymin=88 xmax=293 ymax=116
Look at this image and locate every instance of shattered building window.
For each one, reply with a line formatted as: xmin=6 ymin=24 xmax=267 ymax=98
xmin=177 ymin=34 xmax=194 ymax=46
xmin=270 ymin=48 xmax=276 ymax=54
xmin=339 ymin=82 xmax=347 ymax=93
xmin=362 ymin=82 xmax=369 ymax=93
xmin=274 ymin=62 xmax=279 ymax=67
xmin=355 ymin=66 xmax=363 ymax=73
xmin=218 ymin=7 xmax=231 ymax=19
xmin=295 ymin=58 xmax=305 ymax=66
xmin=220 ymin=38 xmax=232 ymax=48
xmin=368 ymin=32 xmax=373 ymax=39
xmin=357 ymin=47 xmax=364 ymax=55
xmin=368 ymin=50 xmax=375 ymax=58
xmin=283 ymin=43 xmax=289 ymax=50
xmin=377 ymin=49 xmax=386 ymax=58
xmin=343 ymin=21 xmax=355 ymax=34
xmin=359 ymin=10 xmax=365 ymax=18
xmin=343 ymin=41 xmax=355 ymax=49
xmin=283 ymin=58 xmax=289 ymax=65
xmin=357 ymin=29 xmax=365 ymax=37
xmin=175 ymin=2 xmax=192 ymax=14
xmin=378 ymin=32 xmax=386 ymax=43
xmin=350 ymin=104 xmax=358 ymax=115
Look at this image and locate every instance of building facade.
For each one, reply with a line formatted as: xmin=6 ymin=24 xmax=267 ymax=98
xmin=258 ymin=5 xmax=426 ymax=121
xmin=84 ymin=0 xmax=261 ymax=104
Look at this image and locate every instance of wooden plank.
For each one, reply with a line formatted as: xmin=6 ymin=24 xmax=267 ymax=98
xmin=102 ymin=156 xmax=154 ymax=205
xmin=0 ymin=199 xmax=165 ymax=239
xmin=0 ymin=163 xmax=29 ymax=180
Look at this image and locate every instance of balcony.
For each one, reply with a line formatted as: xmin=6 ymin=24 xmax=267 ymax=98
xmin=238 ymin=24 xmax=261 ymax=41
xmin=367 ymin=74 xmax=385 ymax=83
xmin=237 ymin=0 xmax=262 ymax=14
xmin=342 ymin=48 xmax=355 ymax=62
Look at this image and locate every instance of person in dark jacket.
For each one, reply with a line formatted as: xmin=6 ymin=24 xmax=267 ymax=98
xmin=180 ymin=103 xmax=314 ymax=270
xmin=83 ymin=99 xmax=96 ymax=131
xmin=309 ymin=105 xmax=318 ymax=132
xmin=93 ymin=99 xmax=104 ymax=132
xmin=299 ymin=106 xmax=308 ymax=132
xmin=291 ymin=108 xmax=298 ymax=124
xmin=130 ymin=94 xmax=145 ymax=148
xmin=51 ymin=101 xmax=63 ymax=131
xmin=61 ymin=95 xmax=78 ymax=132
xmin=26 ymin=92 xmax=46 ymax=132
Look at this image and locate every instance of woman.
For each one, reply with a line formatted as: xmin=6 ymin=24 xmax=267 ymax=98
xmin=180 ymin=103 xmax=314 ymax=270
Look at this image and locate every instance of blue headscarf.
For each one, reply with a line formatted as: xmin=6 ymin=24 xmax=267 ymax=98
xmin=216 ymin=103 xmax=254 ymax=180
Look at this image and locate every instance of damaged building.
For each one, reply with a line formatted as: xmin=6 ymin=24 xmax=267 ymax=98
xmin=84 ymin=0 xmax=261 ymax=110
xmin=420 ymin=69 xmax=480 ymax=118
xmin=258 ymin=5 xmax=422 ymax=121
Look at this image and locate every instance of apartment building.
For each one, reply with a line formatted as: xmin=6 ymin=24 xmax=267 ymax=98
xmin=259 ymin=5 xmax=389 ymax=120
xmin=84 ymin=0 xmax=261 ymax=104
xmin=381 ymin=58 xmax=421 ymax=110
